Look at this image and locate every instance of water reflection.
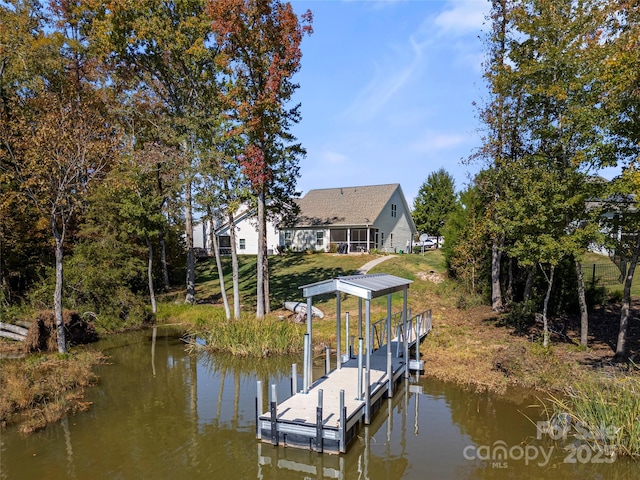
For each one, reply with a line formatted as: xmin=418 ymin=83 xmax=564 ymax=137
xmin=0 ymin=327 xmax=636 ymax=480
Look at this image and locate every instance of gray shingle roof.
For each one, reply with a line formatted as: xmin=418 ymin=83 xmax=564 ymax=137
xmin=293 ymin=183 xmax=400 ymax=227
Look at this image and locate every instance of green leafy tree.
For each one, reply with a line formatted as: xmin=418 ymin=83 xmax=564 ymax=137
xmin=209 ymin=0 xmax=312 ymax=317
xmin=89 ymin=0 xmax=222 ymax=305
xmin=442 ymin=185 xmax=488 ymax=294
xmin=3 ymin=0 xmax=119 ymax=352
xmin=475 ymin=0 xmax=614 ymax=345
xmin=601 ymin=0 xmax=640 ymax=357
xmin=412 ymin=168 xmax=456 ymax=247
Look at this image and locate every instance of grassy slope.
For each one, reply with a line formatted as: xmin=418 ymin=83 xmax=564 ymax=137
xmin=158 ymin=251 xmax=638 ymax=395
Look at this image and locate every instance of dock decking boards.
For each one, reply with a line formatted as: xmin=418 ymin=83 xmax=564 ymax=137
xmin=257 ymin=274 xmax=431 ymax=454
xmin=256 ymin=313 xmax=431 ymax=454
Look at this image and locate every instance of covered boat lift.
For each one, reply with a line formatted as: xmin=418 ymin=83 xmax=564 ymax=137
xmin=256 ymin=273 xmax=432 ymax=454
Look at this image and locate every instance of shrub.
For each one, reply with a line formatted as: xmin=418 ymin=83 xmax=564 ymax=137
xmin=499 ymin=300 xmax=536 ymax=334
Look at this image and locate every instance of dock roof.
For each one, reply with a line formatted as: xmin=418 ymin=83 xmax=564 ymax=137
xmin=300 ymin=273 xmax=412 ymax=300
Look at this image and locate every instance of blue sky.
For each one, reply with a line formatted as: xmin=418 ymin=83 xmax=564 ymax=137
xmin=289 ymin=0 xmax=491 ymax=205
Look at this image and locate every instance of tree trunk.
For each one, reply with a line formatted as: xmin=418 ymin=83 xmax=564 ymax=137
xmin=491 ymin=237 xmax=504 ymax=311
xmin=523 ymin=267 xmax=534 ymax=302
xmin=159 ymin=228 xmax=170 ymax=291
xmin=52 ymin=221 xmax=67 ymax=354
xmin=256 ymin=190 xmax=265 ymax=318
xmin=541 ymin=264 xmax=554 ymax=349
xmin=146 ymin=236 xmax=157 ymax=314
xmin=506 ymin=257 xmax=513 ymax=304
xmin=227 ymin=210 xmax=241 ymax=319
xmin=184 ymin=179 xmax=195 ymax=304
xmin=210 ymin=213 xmax=231 ymax=320
xmin=575 ymin=260 xmax=588 ymax=347
xmin=262 ymin=207 xmax=270 ymax=314
xmin=615 ymin=234 xmax=640 ymax=358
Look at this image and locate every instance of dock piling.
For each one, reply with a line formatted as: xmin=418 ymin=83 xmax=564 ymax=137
xmin=256 ymin=380 xmax=263 ymax=440
xmin=357 ymin=338 xmax=363 ymax=400
xmin=325 ymin=346 xmax=331 ymax=374
xmin=291 ymin=363 xmax=297 ymax=396
xmin=316 ymin=389 xmax=324 ymax=452
xmin=270 ymin=384 xmax=278 ymax=446
xmin=339 ymin=389 xmax=346 ymax=453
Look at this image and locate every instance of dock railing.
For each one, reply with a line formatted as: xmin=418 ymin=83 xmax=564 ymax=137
xmin=394 ymin=309 xmax=432 ymax=358
xmin=371 ymin=311 xmax=405 ymax=351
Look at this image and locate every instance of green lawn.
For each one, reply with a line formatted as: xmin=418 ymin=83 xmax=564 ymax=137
xmin=581 ymin=251 xmax=640 ymax=298
xmin=191 ymin=250 xmax=449 ymax=314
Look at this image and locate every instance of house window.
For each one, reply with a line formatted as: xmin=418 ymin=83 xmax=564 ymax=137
xmin=390 ymin=233 xmax=393 ymax=247
xmin=391 ymin=204 xmax=397 ymax=217
xmin=239 ymin=239 xmax=246 ymax=250
xmin=316 ymin=231 xmax=324 ymax=247
xmin=381 ymin=232 xmax=384 ymax=246
xmin=284 ymin=231 xmax=292 ymax=246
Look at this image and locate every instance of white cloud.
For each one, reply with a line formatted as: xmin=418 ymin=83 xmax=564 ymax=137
xmin=434 ymin=0 xmax=489 ymax=36
xmin=410 ymin=130 xmax=468 ymax=153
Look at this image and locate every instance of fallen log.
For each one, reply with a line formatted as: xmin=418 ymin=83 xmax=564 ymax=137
xmin=0 ymin=330 xmax=26 ymax=341
xmin=15 ymin=320 xmax=33 ymax=329
xmin=0 ymin=322 xmax=29 ymax=336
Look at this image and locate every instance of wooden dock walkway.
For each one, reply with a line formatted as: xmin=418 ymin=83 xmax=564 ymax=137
xmin=256 ymin=302 xmax=431 ymax=454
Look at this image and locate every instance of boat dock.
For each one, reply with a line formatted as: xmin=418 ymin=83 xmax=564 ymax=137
xmin=256 ymin=274 xmax=432 ymax=454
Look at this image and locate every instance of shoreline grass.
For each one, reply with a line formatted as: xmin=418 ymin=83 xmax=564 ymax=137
xmin=185 ymin=309 xmax=305 ymax=356
xmin=0 ymin=349 xmax=106 ymax=433
xmin=545 ymin=373 xmax=640 ymax=458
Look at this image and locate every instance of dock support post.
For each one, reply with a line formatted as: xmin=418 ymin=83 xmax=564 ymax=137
xmin=403 ymin=312 xmax=409 ymax=379
xmin=336 ymin=293 xmax=341 ymax=369
xmin=357 ymin=337 xmax=363 ymax=400
xmin=365 ymin=299 xmax=371 ymax=384
xmin=291 ymin=363 xmax=297 ymax=396
xmin=339 ymin=389 xmax=346 ymax=453
xmin=345 ymin=312 xmax=350 ymax=360
xmin=415 ymin=313 xmax=421 ymax=367
xmin=365 ymin=369 xmax=371 ymax=424
xmin=303 ymin=334 xmax=310 ymax=393
xmin=386 ymin=295 xmax=392 ymax=395
xmin=256 ymin=380 xmax=263 ymax=439
xmin=316 ymin=389 xmax=324 ymax=453
xmin=325 ymin=346 xmax=331 ymax=374
xmin=358 ymin=298 xmax=363 ymax=339
xmin=270 ymin=384 xmax=278 ymax=446
xmin=387 ymin=350 xmax=393 ymax=396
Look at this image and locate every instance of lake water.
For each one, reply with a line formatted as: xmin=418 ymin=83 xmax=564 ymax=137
xmin=1 ymin=327 xmax=635 ymax=479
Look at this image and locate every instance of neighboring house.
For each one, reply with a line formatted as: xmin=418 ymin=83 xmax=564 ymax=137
xmin=280 ymin=183 xmax=417 ymax=253
xmin=193 ymin=206 xmax=280 ymax=256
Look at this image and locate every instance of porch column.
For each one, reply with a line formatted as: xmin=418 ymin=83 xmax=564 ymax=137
xmin=366 ymin=227 xmax=370 ymax=252
xmin=347 ymin=228 xmax=351 ymax=253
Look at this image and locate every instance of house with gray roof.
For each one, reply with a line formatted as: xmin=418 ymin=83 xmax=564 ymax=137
xmin=280 ymin=183 xmax=417 ymax=253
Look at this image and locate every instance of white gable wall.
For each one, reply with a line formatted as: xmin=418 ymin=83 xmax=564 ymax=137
xmin=374 ymin=187 xmax=416 ymax=253
xmin=193 ymin=210 xmax=279 ymax=256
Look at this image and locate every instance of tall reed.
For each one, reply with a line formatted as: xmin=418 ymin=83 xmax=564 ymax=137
xmin=546 ymin=373 xmax=640 ymax=458
xmin=190 ymin=313 xmax=304 ymax=357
